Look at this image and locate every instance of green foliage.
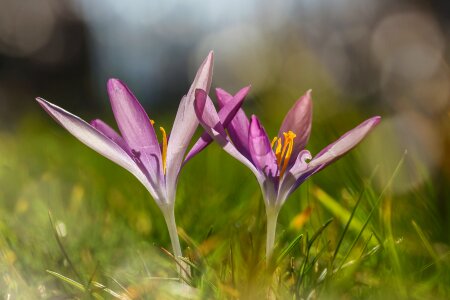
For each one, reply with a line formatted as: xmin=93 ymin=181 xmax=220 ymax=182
xmin=0 ymin=115 xmax=448 ymax=299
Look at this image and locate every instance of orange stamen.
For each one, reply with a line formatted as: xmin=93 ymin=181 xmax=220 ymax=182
xmin=271 ymin=137 xmax=278 ymax=148
xmin=271 ymin=131 xmax=296 ymax=178
xmin=275 ymin=138 xmax=282 ymax=163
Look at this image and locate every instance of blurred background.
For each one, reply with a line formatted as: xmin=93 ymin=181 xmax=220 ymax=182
xmin=0 ymin=0 xmax=449 ymax=298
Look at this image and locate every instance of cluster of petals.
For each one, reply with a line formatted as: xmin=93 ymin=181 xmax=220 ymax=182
xmin=36 ymin=52 xmax=222 ymax=209
xmin=193 ymin=88 xmax=380 ymax=210
xmin=37 ymin=49 xmax=380 ymax=221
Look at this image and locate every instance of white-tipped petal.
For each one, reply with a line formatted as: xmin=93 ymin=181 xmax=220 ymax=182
xmin=309 ymin=116 xmax=381 ymax=168
xmin=37 ymin=98 xmax=161 ymax=201
xmin=165 ymin=51 xmax=214 ymax=203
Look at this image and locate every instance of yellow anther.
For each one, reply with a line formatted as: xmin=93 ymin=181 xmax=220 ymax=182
xmin=271 ymin=137 xmax=278 ymax=148
xmin=275 ymin=138 xmax=282 ymax=163
xmin=271 ymin=131 xmax=296 ymax=178
xmin=150 ymin=119 xmax=155 ymax=126
xmin=284 ymin=131 xmax=297 ymax=140
xmin=159 ymin=127 xmax=168 ymax=174
xmin=280 ymin=131 xmax=296 ymax=162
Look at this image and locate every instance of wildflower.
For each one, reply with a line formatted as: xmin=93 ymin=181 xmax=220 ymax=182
xmin=194 ymin=88 xmax=381 ymax=260
xmin=36 ymin=52 xmax=243 ymax=277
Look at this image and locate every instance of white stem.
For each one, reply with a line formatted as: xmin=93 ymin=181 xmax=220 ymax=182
xmin=161 ymin=206 xmax=189 ymax=281
xmin=266 ymin=206 xmax=280 ymax=264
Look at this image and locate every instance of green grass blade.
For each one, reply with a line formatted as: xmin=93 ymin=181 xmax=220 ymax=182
xmin=313 ymin=188 xmax=374 ymax=243
xmin=331 ymin=188 xmax=365 ymax=266
xmin=91 ymin=281 xmax=132 ymax=300
xmin=308 ymin=218 xmax=333 ymax=249
xmin=275 ymin=234 xmax=303 ymax=266
xmin=412 ymin=220 xmax=442 ymax=272
xmin=337 ymin=151 xmax=406 ymax=272
xmin=337 ymin=208 xmax=376 ymax=272
xmin=47 ymin=270 xmax=104 ymax=300
xmin=47 ymin=270 xmax=85 ymax=291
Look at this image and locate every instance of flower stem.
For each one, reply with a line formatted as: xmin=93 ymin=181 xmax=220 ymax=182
xmin=162 ymin=206 xmax=189 ymax=281
xmin=266 ymin=207 xmax=280 ymax=264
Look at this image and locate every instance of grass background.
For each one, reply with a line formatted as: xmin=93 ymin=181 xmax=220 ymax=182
xmin=0 ymin=0 xmax=449 ymax=298
xmin=0 ymin=104 xmax=448 ymax=299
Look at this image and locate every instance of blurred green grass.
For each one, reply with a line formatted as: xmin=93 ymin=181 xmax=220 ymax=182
xmin=0 ymin=112 xmax=449 ymax=299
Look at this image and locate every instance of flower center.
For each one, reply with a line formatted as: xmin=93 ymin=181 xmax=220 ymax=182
xmin=151 ymin=119 xmax=168 ymax=175
xmin=271 ymin=131 xmax=296 ymax=178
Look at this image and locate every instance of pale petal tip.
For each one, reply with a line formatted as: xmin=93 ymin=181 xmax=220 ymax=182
xmin=289 ymin=90 xmax=313 ymax=114
xmin=215 ymin=87 xmax=226 ymax=95
xmin=242 ymin=85 xmax=252 ymax=93
xmin=35 ymin=97 xmax=45 ymax=104
xmin=107 ymin=78 xmax=120 ymax=84
xmin=107 ymin=78 xmax=127 ymax=93
xmin=249 ymin=115 xmax=262 ymax=133
xmin=36 ymin=97 xmax=52 ymax=110
xmin=304 ymin=89 xmax=313 ymax=102
xmin=201 ymin=51 xmax=214 ymax=67
xmin=292 ymin=90 xmax=312 ymax=109
xmin=367 ymin=116 xmax=382 ymax=127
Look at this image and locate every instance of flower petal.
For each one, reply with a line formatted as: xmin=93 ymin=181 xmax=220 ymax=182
xmin=194 ymin=89 xmax=264 ymax=183
xmin=107 ymin=79 xmax=163 ymax=181
xmin=217 ymin=86 xmax=251 ymax=126
xmin=279 ymin=116 xmax=381 ymax=202
xmin=248 ymin=115 xmax=278 ymax=177
xmin=216 ymin=87 xmax=252 ymax=159
xmin=37 ymin=98 xmax=161 ymax=200
xmin=278 ymin=90 xmax=313 ymax=161
xmin=90 ymin=119 xmax=130 ymax=152
xmin=165 ymin=51 xmax=214 ymax=202
xmin=277 ymin=150 xmax=312 ymax=204
xmin=184 ymin=86 xmax=248 ymax=163
xmin=309 ymin=116 xmax=381 ymax=168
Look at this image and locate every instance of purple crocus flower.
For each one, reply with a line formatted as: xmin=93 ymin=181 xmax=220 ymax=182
xmin=194 ymin=88 xmax=381 ymax=260
xmin=35 ymin=52 xmax=247 ymax=277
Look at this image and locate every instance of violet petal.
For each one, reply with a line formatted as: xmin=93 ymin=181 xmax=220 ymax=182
xmin=248 ymin=115 xmax=278 ymax=177
xmin=278 ymin=90 xmax=313 ymax=161
xmin=90 ymin=119 xmax=130 ymax=153
xmin=184 ymin=87 xmax=247 ymax=163
xmin=279 ymin=116 xmax=381 ymax=202
xmin=107 ymin=79 xmax=163 ymax=181
xmin=36 ymin=98 xmax=160 ymax=200
xmin=216 ymin=87 xmax=252 ymax=159
xmin=194 ymin=89 xmax=264 ymax=183
xmin=309 ymin=116 xmax=381 ymax=169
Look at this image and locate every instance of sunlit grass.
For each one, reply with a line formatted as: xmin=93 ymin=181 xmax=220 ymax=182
xmin=0 ymin=115 xmax=448 ymax=299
